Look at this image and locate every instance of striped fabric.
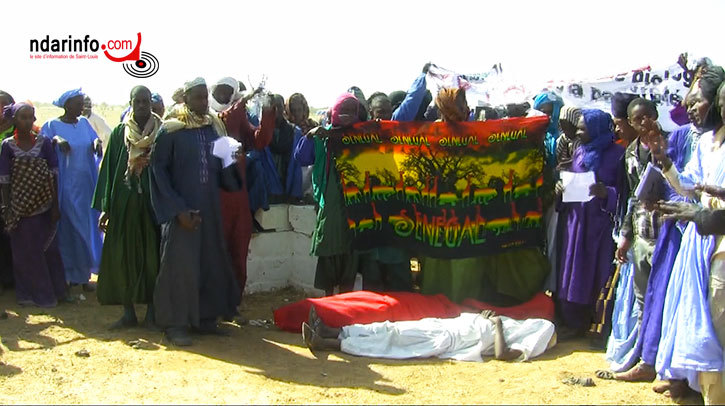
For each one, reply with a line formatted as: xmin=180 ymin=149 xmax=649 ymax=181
xmin=589 ymin=262 xmax=619 ymax=337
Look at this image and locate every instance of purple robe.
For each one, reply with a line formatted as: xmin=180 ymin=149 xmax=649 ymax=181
xmin=637 ymin=124 xmax=698 ymax=366
xmin=0 ymin=136 xmax=66 ymax=307
xmin=557 ymin=143 xmax=624 ymax=329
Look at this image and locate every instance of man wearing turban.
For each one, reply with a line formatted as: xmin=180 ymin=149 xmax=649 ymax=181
xmin=149 ymin=77 xmax=261 ymax=346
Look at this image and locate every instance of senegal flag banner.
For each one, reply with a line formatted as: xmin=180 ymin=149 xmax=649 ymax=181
xmin=328 ymin=116 xmax=549 ymax=259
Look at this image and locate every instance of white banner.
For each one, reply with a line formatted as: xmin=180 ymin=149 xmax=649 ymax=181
xmin=426 ymin=58 xmax=698 ymax=132
xmin=541 ymin=64 xmax=694 ymax=131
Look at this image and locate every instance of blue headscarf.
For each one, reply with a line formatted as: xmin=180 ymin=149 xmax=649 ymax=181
xmin=580 ymin=109 xmax=615 ymax=172
xmin=533 ymin=91 xmax=563 ymax=167
xmin=151 ymin=93 xmax=163 ymax=104
xmin=52 ymin=88 xmax=84 ymax=108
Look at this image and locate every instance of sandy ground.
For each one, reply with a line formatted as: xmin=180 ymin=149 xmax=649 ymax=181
xmin=0 ymin=285 xmax=701 ymax=405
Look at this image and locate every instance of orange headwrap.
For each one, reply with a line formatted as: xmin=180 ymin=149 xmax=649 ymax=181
xmin=435 ymin=88 xmax=468 ymax=122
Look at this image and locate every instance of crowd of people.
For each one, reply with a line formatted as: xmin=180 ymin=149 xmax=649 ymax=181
xmin=1 ymin=56 xmax=725 ymax=403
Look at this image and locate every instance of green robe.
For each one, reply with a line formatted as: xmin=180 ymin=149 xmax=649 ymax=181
xmin=309 ymin=135 xmax=351 ymax=257
xmin=91 ymin=123 xmax=160 ymax=305
xmin=420 ymin=247 xmax=549 ymax=304
xmin=0 ymin=126 xmax=13 ymax=141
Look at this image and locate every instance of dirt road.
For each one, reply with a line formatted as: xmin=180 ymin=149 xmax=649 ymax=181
xmin=0 ymin=287 xmax=693 ymax=404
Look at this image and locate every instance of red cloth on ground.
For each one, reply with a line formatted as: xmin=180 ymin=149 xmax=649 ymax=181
xmin=460 ymin=292 xmax=555 ymax=322
xmin=274 ymin=291 xmax=556 ymax=333
xmin=273 ymin=291 xmax=463 ymax=333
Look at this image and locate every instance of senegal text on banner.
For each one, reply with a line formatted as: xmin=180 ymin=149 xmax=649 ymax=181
xmin=328 ymin=117 xmax=549 ymax=259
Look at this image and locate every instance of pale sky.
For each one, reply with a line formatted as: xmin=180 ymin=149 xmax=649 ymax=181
xmin=4 ymin=0 xmax=725 ymax=109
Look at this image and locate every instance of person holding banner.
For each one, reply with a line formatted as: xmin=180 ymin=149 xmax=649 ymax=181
xmin=419 ymin=87 xmax=479 ymax=301
xmin=347 ymin=86 xmax=369 ymax=121
xmin=294 ymin=93 xmax=377 ymax=296
xmin=361 ymin=66 xmax=435 ymax=292
xmin=418 ymin=87 xmax=550 ymax=305
xmin=556 ymin=109 xmax=624 ymax=338
xmin=369 ymin=65 xmax=432 ymax=124
xmin=388 ymin=64 xmax=433 ymax=122
xmin=362 ymin=92 xmax=413 ymax=291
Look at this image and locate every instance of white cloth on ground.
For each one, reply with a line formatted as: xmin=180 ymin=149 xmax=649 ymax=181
xmin=339 ymin=313 xmax=555 ymax=362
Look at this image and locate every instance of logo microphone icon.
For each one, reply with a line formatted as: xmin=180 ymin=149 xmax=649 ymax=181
xmin=103 ymin=33 xmax=159 ymax=78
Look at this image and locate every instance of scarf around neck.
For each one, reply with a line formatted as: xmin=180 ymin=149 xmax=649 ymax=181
xmin=124 ymin=110 xmax=162 ymax=188
xmin=162 ymin=103 xmax=227 ymax=137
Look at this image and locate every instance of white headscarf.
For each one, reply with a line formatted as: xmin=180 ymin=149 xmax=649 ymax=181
xmin=209 ymin=76 xmax=242 ymax=113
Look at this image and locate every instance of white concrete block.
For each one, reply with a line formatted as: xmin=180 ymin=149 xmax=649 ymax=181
xmin=248 ymin=231 xmax=294 ymax=259
xmin=291 ymin=230 xmax=313 ymax=256
xmin=240 ymin=213 xmax=323 ymax=295
xmin=288 ymin=232 xmax=318 ymax=290
xmin=288 ymin=204 xmax=317 ymax=236
xmin=244 ymin=256 xmax=291 ymax=294
xmin=254 ymin=204 xmax=292 ymax=232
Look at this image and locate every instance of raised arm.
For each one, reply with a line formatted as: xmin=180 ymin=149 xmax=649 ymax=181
xmin=221 ymin=96 xmax=276 ymax=151
xmin=651 ymin=128 xmax=704 ymax=199
xmin=392 ymin=65 xmax=430 ymax=122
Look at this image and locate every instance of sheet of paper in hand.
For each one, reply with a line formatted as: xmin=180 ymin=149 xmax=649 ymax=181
xmin=212 ymin=136 xmax=242 ymax=168
xmin=634 ymin=163 xmax=664 ymax=202
xmin=560 ymin=171 xmax=595 ymax=202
